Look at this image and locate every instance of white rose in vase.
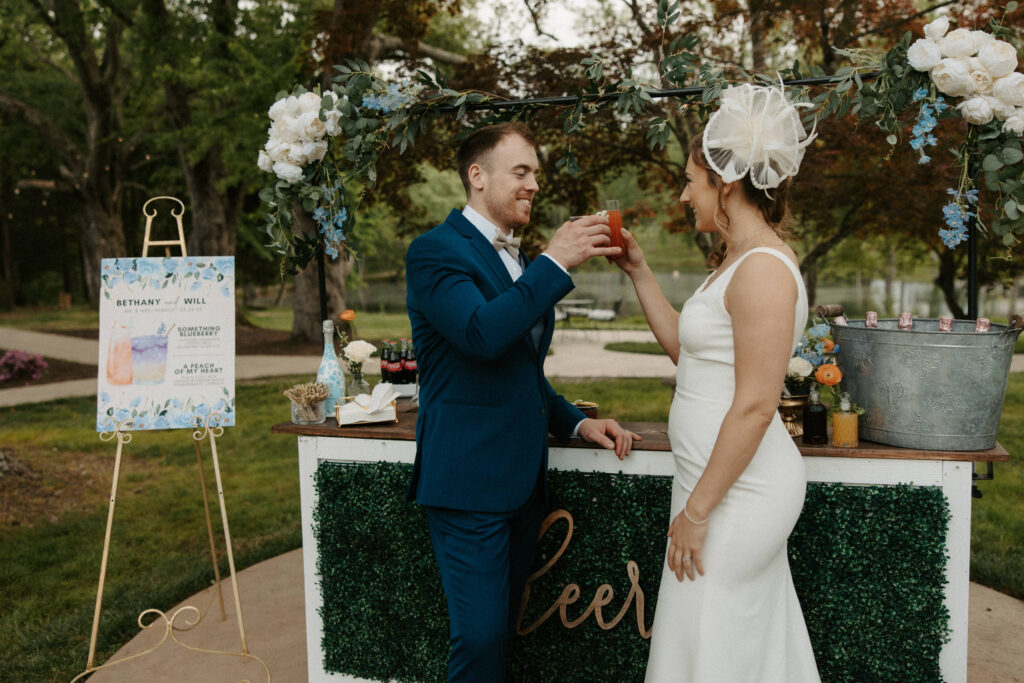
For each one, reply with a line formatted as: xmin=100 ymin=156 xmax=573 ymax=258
xmin=931 ymin=58 xmax=972 ymax=97
xmin=957 ymin=96 xmax=994 ymax=125
xmin=908 ymin=39 xmax=942 ymax=71
xmin=993 ymin=72 xmax=1024 ymax=107
xmin=923 ymin=16 xmax=950 ymax=41
xmin=939 ymin=28 xmax=978 ymax=58
xmin=979 ymin=40 xmax=1019 ymax=79
xmin=1003 ymin=109 xmax=1024 ymax=136
xmin=344 ymin=340 xmax=378 ymax=365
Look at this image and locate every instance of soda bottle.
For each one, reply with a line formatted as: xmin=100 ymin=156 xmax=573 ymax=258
xmin=388 ymin=342 xmax=404 ymax=383
xmin=380 ymin=340 xmax=392 ymax=383
xmin=405 ymin=340 xmax=418 ymax=384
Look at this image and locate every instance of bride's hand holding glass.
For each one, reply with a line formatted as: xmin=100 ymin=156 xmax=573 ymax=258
xmin=610 ymin=227 xmax=646 ymax=275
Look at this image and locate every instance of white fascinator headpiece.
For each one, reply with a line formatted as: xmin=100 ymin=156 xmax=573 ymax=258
xmin=702 ymin=83 xmax=816 ymax=190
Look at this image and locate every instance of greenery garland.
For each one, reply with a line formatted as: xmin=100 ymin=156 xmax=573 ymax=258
xmin=258 ymin=2 xmax=1023 ymax=274
xmin=314 ymin=461 xmax=949 ymax=682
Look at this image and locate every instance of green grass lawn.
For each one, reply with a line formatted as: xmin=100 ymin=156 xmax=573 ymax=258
xmin=1 ymin=317 xmax=1022 ymax=679
xmin=604 ymin=341 xmax=666 ymax=355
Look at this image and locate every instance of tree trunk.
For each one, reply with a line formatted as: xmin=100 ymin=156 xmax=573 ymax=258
xmin=78 ymin=197 xmax=128 ymax=303
xmin=0 ymin=166 xmax=14 ymax=309
xmin=290 ymin=208 xmax=349 ymax=342
xmin=804 ymin=260 xmax=819 ymax=310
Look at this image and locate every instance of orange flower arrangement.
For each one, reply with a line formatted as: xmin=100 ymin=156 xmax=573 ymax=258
xmin=815 ymin=363 xmax=842 ymax=386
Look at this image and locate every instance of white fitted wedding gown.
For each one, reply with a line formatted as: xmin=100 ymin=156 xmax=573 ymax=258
xmin=645 ymin=247 xmax=820 ymax=682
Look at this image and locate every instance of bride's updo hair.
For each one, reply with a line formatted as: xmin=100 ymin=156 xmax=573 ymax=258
xmin=687 ymin=134 xmax=793 ymax=268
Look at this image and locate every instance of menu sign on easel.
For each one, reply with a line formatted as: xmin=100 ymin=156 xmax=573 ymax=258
xmin=96 ymin=256 xmax=235 ymax=432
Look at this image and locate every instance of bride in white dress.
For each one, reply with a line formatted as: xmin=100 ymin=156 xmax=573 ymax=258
xmin=613 ymin=84 xmax=821 ymax=682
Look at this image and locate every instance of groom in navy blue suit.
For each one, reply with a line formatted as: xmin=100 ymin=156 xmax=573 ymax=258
xmin=406 ymin=122 xmax=641 ymax=681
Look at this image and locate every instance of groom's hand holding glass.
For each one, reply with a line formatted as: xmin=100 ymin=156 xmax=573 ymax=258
xmin=543 ymin=214 xmax=622 ymax=269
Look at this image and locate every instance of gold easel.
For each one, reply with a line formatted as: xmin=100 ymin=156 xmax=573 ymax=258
xmin=74 ymin=197 xmax=268 ymax=682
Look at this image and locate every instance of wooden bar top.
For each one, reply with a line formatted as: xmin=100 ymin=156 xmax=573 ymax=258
xmin=271 ymin=399 xmax=1009 ymax=463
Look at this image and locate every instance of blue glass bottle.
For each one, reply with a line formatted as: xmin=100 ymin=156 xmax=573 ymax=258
xmin=317 ymin=319 xmax=346 ymax=419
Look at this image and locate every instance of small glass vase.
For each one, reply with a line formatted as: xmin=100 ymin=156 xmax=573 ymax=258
xmin=348 ymin=373 xmax=371 ymax=398
xmin=291 ymin=399 xmax=326 ymax=425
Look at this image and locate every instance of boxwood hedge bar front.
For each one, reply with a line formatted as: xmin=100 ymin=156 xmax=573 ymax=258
xmin=272 ymin=402 xmax=1008 ymax=683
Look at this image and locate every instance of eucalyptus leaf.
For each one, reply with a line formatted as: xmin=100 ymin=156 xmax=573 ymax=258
xmin=1001 ymin=148 xmax=1023 ymax=165
xmin=983 ymin=154 xmax=1004 ymax=172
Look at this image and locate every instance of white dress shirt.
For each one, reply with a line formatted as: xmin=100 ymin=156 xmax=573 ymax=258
xmin=461 ymin=205 xmax=584 ymax=438
xmin=462 ymin=205 xmax=569 ymax=281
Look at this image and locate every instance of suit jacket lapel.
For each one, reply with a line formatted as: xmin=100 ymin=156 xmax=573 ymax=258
xmin=448 ymin=209 xmax=549 ymax=356
xmin=446 ymin=209 xmax=513 ymax=290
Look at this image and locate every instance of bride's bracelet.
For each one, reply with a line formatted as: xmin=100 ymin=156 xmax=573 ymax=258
xmin=683 ymin=505 xmax=708 ymax=526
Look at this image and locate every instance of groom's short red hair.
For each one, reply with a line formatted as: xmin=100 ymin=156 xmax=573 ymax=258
xmin=457 ymin=122 xmax=538 ymax=194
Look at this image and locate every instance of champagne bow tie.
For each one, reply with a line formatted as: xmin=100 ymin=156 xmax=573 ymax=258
xmin=492 ymin=232 xmax=521 ymax=260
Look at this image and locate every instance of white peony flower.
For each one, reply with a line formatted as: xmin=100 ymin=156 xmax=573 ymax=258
xmin=931 ymin=58 xmax=973 ymax=97
xmin=264 ymin=137 xmax=290 ymax=163
xmin=268 ymin=97 xmax=289 ymax=121
xmin=978 ymin=39 xmax=1019 ymax=79
xmin=257 ymin=150 xmax=273 ymax=173
xmin=298 ymin=91 xmax=322 ymax=113
xmin=957 ymin=96 xmax=994 ymax=125
xmin=989 ymin=95 xmax=1016 ymax=120
xmin=272 ymin=160 xmax=304 ymax=184
xmin=297 ymin=110 xmax=327 ymax=139
xmin=939 ymin=28 xmax=977 ymax=58
xmin=923 ymin=16 xmax=950 ymax=41
xmin=787 ymin=356 xmax=814 ymax=378
xmin=343 ymin=340 xmax=377 ymax=364
xmin=1003 ymin=109 xmax=1024 ymax=135
xmin=908 ymin=39 xmax=942 ymax=71
xmin=967 ymin=58 xmax=994 ymax=95
xmin=324 ymin=108 xmax=342 ymax=137
xmin=284 ymin=142 xmax=310 ymax=166
xmin=971 ymin=30 xmax=995 ymax=54
xmin=993 ymin=72 xmax=1024 ymax=107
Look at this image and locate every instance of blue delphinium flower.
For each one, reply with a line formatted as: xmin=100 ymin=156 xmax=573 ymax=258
xmin=939 ymin=196 xmax=974 ymax=248
xmin=909 ymin=100 xmax=940 ymax=163
xmin=312 ymin=207 xmax=329 ymax=225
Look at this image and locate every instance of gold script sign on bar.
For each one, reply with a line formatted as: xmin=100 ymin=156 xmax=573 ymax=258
xmin=516 ymin=509 xmax=652 ymax=639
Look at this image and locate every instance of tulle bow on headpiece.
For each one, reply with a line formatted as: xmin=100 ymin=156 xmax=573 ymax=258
xmin=702 ymin=83 xmax=816 ymax=190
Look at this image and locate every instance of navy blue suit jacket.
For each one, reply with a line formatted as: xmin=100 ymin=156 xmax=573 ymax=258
xmin=405 ymin=209 xmax=586 ymax=512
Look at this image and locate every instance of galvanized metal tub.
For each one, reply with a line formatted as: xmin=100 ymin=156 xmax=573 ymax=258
xmin=830 ymin=317 xmax=1022 ymax=451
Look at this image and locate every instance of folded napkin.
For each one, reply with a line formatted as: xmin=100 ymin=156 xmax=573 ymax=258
xmin=336 ymin=382 xmax=401 ymax=426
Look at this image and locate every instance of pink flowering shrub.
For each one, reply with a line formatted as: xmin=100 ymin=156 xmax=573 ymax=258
xmin=0 ymin=350 xmax=48 ymax=382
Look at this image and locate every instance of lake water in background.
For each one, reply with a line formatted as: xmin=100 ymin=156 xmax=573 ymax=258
xmin=346 ymin=270 xmax=1022 ymax=321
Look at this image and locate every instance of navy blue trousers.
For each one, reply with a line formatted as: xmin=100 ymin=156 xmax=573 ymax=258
xmin=425 ymin=482 xmax=545 ymax=683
